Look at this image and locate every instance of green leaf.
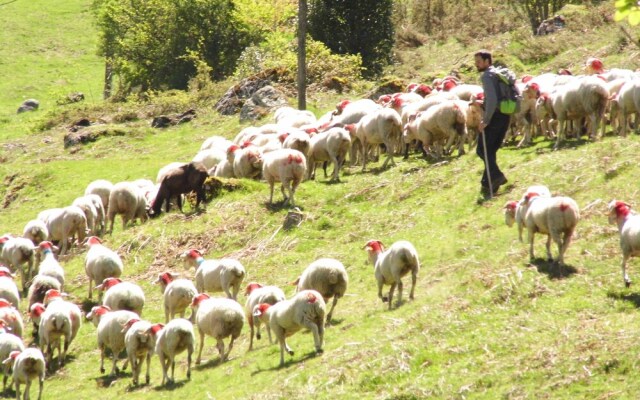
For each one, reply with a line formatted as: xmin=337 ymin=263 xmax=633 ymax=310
xmin=615 ymin=9 xmax=631 ymax=22
xmin=629 ymin=10 xmax=640 ymax=25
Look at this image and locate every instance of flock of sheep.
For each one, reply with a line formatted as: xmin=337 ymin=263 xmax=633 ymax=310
xmin=2 ymin=56 xmax=640 ymax=399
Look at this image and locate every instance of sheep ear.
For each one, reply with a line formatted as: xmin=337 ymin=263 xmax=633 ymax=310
xmin=289 ymin=277 xmax=300 ymax=286
xmin=2 ymin=358 xmax=12 ymax=366
xmin=253 ymin=309 xmax=263 ymax=317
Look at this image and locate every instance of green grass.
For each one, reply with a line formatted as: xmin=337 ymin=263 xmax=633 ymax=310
xmin=3 ymin=1 xmax=640 ymax=399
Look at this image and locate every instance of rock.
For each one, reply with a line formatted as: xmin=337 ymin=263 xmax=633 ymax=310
xmin=366 ymin=78 xmax=407 ymax=101
xmin=63 ymin=126 xmax=128 ymax=148
xmin=69 ymin=118 xmax=92 ymax=133
xmin=17 ymin=99 xmax=39 ymax=114
xmin=239 ymin=85 xmax=287 ymax=122
xmin=57 ymin=92 xmax=85 ymax=105
xmin=151 ymin=109 xmax=196 ymax=128
xmin=214 ymin=67 xmax=289 ymax=116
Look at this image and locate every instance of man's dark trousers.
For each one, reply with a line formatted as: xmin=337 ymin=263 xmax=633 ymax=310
xmin=476 ymin=111 xmax=510 ymax=188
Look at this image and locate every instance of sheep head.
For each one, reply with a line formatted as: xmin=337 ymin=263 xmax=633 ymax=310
xmin=245 ymin=282 xmax=263 ymax=296
xmin=504 ymin=201 xmax=518 ymax=227
xmin=608 ymin=200 xmax=632 ymax=224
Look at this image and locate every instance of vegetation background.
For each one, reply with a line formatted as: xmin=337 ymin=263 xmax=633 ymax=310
xmin=1 ymin=0 xmax=640 ymax=398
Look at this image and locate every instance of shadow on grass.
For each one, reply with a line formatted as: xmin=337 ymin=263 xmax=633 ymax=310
xmin=44 ymin=354 xmax=78 ymax=376
xmin=94 ymin=369 xmax=133 ymax=388
xmin=251 ymin=350 xmax=320 ymax=375
xmin=81 ymin=299 xmax=100 ymax=314
xmin=529 ymin=258 xmax=577 ymax=279
xmin=153 ymin=379 xmax=189 ymax=391
xmin=607 ymin=290 xmax=640 ymax=308
xmin=325 ymin=317 xmax=345 ymax=327
xmin=194 ymin=356 xmax=223 ymax=371
xmin=264 ymin=200 xmax=303 ymax=213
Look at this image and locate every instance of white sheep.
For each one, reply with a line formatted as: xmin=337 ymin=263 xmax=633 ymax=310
xmin=193 ymin=148 xmax=226 ymax=170
xmin=244 ymin=282 xmax=285 ymax=351
xmin=85 ymin=194 xmax=106 ymax=235
xmin=282 ymin=130 xmax=311 ymax=156
xmin=449 ymin=84 xmax=483 ymax=101
xmin=0 ymin=236 xmax=35 ymax=293
xmin=156 ymin=272 xmax=197 ymax=322
xmin=86 ymin=306 xmax=139 ymax=375
xmin=211 ymin=159 xmax=236 ymax=178
xmin=122 ymin=318 xmax=154 ymax=386
xmin=522 ymin=193 xmax=580 ymax=266
xmin=200 ymin=135 xmax=233 ymax=152
xmin=153 ymin=318 xmax=195 ymax=385
xmin=550 ymin=76 xmax=609 ymax=148
xmin=364 ymin=240 xmax=420 ymax=310
xmin=37 ymin=298 xmax=73 ymax=369
xmin=190 ymin=293 xmax=244 ymax=364
xmin=22 ymin=220 xmax=48 ymax=246
xmin=253 ymin=290 xmax=326 ymax=367
xmin=0 ymin=299 xmax=23 ymax=339
xmin=84 ymin=236 xmax=123 ymax=300
xmin=96 ymin=277 xmax=145 ymax=316
xmin=355 ymin=108 xmax=402 ymax=171
xmin=2 ymin=348 xmax=45 ymax=400
xmin=274 ymin=106 xmax=317 ymax=128
xmin=71 ymin=195 xmax=98 ymax=236
xmin=293 ymin=258 xmax=348 ymax=323
xmin=0 ymin=267 xmax=20 ymax=308
xmin=34 ymin=242 xmax=64 ymax=289
xmin=44 ymin=206 xmax=88 ymax=256
xmin=608 ymin=200 xmax=640 ymax=287
xmin=181 ymin=250 xmax=245 ymax=300
xmin=232 ymin=147 xmax=263 ymax=179
xmin=411 ymin=100 xmax=467 ymax=159
xmin=85 ymin=179 xmax=114 ymax=214
xmin=107 ymin=182 xmax=148 ymax=233
xmin=261 ymin=148 xmax=307 ymax=207
xmin=0 ymin=330 xmax=25 ymax=391
xmin=611 ymin=80 xmax=640 ymax=137
xmin=504 ymin=185 xmax=553 ymax=242
xmin=325 ymin=99 xmax=381 ymax=129
xmin=306 ymin=127 xmax=351 ymax=182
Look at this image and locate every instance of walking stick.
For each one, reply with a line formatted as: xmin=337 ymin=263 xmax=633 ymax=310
xmin=481 ymin=128 xmax=493 ymax=198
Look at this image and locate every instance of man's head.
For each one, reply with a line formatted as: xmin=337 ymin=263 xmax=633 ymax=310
xmin=474 ymin=50 xmax=492 ymax=72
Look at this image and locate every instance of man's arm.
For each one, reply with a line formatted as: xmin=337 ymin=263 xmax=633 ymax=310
xmin=482 ymin=71 xmax=498 ymax=127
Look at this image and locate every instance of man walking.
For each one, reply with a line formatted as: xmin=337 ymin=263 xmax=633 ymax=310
xmin=474 ymin=50 xmax=509 ymax=199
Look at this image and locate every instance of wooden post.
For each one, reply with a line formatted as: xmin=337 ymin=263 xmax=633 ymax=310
xmin=297 ymin=0 xmax=307 ymax=110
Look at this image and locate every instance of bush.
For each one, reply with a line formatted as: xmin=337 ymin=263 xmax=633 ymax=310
xmin=93 ymin=0 xmax=251 ymax=93
xmin=234 ymin=33 xmax=363 ymax=91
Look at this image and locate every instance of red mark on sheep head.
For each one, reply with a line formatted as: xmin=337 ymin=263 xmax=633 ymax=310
xmin=336 ymin=100 xmax=350 ymax=112
xmin=504 ymin=201 xmax=518 ymax=211
xmin=100 ymin=277 xmax=122 ymax=290
xmin=406 ymin=83 xmax=418 ymax=92
xmin=0 ymin=267 xmax=13 ymax=279
xmin=559 ymin=203 xmax=569 ymax=212
xmin=392 ymin=97 xmax=403 ymax=108
xmin=38 ymin=241 xmax=55 ymax=251
xmin=253 ymin=303 xmax=271 ymax=317
xmin=30 ymin=303 xmax=46 ymax=318
xmin=44 ymin=289 xmax=64 ymax=303
xmin=87 ymin=236 xmax=102 ymax=246
xmin=241 ymin=141 xmax=254 ymax=149
xmin=185 ymin=249 xmax=203 ymax=260
xmin=524 ymin=192 xmax=540 ymax=203
xmin=90 ymin=305 xmax=111 ymax=317
xmin=191 ymin=293 xmax=210 ymax=308
xmin=443 ymin=80 xmax=457 ymax=91
xmin=278 ymin=133 xmax=289 ymax=143
xmin=363 ymin=240 xmax=384 ymax=253
xmin=123 ymin=318 xmax=140 ymax=329
xmin=159 ymin=272 xmax=174 ymax=285
xmin=304 ymin=127 xmax=318 ymax=135
xmin=587 ymin=57 xmax=604 ymax=73
xmin=417 ymin=84 xmax=432 ymax=96
xmin=521 ymin=75 xmax=533 ymax=83
xmin=378 ymin=95 xmax=392 ymax=104
xmin=147 ymin=323 xmax=164 ymax=336
xmin=0 ymin=299 xmax=12 ymax=309
xmin=227 ymin=145 xmax=240 ymax=154
xmin=8 ymin=351 xmax=20 ymax=360
xmin=614 ymin=201 xmax=632 ymax=218
xmin=0 ymin=236 xmax=9 ymax=245
xmin=245 ymin=282 xmax=263 ymax=296
xmin=306 ymin=292 xmax=318 ymax=304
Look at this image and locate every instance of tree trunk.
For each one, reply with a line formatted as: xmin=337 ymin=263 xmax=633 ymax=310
xmin=297 ymin=0 xmax=307 ymax=110
xmin=103 ymin=59 xmax=113 ymax=100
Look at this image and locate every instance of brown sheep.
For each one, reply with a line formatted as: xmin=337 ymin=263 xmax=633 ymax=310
xmin=149 ymin=162 xmax=208 ymax=217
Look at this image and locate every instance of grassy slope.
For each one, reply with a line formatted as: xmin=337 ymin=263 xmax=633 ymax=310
xmin=2 ymin=1 xmax=640 ymax=399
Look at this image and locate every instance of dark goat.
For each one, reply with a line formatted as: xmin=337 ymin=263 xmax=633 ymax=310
xmin=149 ymin=162 xmax=208 ymax=217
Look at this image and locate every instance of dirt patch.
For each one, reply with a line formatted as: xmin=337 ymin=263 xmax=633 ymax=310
xmin=2 ymin=173 xmax=27 ymax=209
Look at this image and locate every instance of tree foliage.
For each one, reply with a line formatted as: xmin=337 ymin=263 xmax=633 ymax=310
xmin=93 ymin=0 xmax=250 ymax=93
xmin=509 ymin=0 xmax=568 ymax=33
xmin=615 ymin=0 xmax=640 ymax=25
xmin=307 ymin=0 xmax=394 ymax=77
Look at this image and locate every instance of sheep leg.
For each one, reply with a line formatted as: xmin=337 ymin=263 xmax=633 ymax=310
xmin=361 ymin=141 xmax=368 ymax=172
xmin=170 ymin=358 xmax=175 ymax=383
xmin=326 ymin=296 xmax=338 ymax=324
xmin=554 ymin=119 xmax=565 ymax=150
xmin=145 ymin=351 xmax=151 ymax=385
xmin=186 ymin=343 xmax=193 ymax=380
xmin=249 ymin=319 xmax=255 ymax=351
xmin=111 ymin=348 xmax=119 ymax=376
xmin=88 ymin=277 xmax=93 ymax=300
xmin=158 ymin=353 xmax=167 ymax=385
xmin=330 ymin=154 xmax=340 ymax=182
xmin=545 ymin=235 xmax=553 ymax=262
xmin=387 ymin=283 xmax=397 ymax=310
xmin=266 ymin=325 xmax=274 ymax=344
xmin=99 ymin=344 xmax=105 ymax=374
xmin=528 ymin=230 xmax=536 ymax=261
xmin=165 ymin=305 xmax=170 ymax=323
xmin=61 ymin=336 xmax=69 ymax=366
xmin=225 ymin=337 xmax=235 ymax=361
xmin=302 ymin=318 xmax=323 ymax=354
xmin=410 ymin=270 xmax=417 ymax=300
xmin=396 ymin=278 xmax=404 ymax=307
xmin=130 ymin=354 xmax=138 ymax=386
xmin=196 ymin=330 xmax=205 ymax=365
xmin=268 ymin=181 xmax=275 ymax=205
xmin=377 ymin=280 xmax=387 ymax=303
xmin=15 ymin=381 xmax=21 ymax=400
xmin=38 ymin=373 xmax=44 ymax=400
xmin=623 ymin=253 xmax=632 ymax=287
xmin=122 ymin=356 xmax=129 ymax=371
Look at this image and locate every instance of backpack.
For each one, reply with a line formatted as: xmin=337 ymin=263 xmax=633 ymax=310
xmin=492 ymin=66 xmax=521 ymax=115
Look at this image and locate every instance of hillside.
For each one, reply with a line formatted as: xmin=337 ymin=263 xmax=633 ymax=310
xmin=2 ymin=1 xmax=640 ymax=399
